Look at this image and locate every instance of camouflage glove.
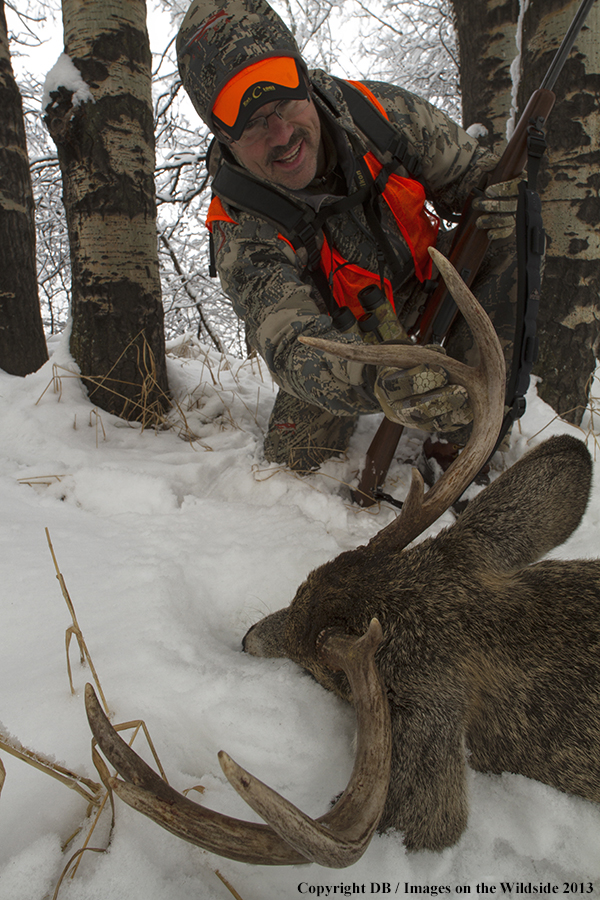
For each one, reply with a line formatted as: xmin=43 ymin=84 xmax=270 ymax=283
xmin=373 ymin=346 xmax=473 ymax=433
xmin=472 ymin=177 xmax=521 ymax=241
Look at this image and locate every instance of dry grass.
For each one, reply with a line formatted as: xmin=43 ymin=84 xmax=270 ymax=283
xmin=0 ymin=735 xmax=102 ymax=808
xmin=46 ymin=528 xmax=109 ymax=714
xmin=34 ymin=334 xmax=271 ymax=452
xmin=36 ymin=340 xmax=217 ymax=450
xmin=526 ymin=369 xmax=600 ymax=459
xmin=17 ymin=474 xmax=67 ymax=488
xmin=164 ymin=340 xmax=271 ymax=444
xmin=82 ymin=331 xmax=171 ymax=430
xmin=37 ymin=333 xmax=171 ymax=432
xmin=0 ymin=529 xmax=247 ymax=900
xmin=51 ymin=847 xmax=108 ymax=900
xmin=215 ymin=869 xmax=247 ymax=900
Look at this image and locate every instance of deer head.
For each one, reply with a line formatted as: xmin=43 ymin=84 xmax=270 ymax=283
xmin=85 ymin=251 xmax=600 ymax=863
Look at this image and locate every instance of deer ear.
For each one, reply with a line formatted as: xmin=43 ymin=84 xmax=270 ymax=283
xmin=243 ymin=607 xmax=290 ymax=658
xmin=453 ymin=434 xmax=592 ymax=572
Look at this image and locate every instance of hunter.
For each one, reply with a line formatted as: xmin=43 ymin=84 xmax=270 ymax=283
xmin=176 ymin=0 xmax=520 ymax=473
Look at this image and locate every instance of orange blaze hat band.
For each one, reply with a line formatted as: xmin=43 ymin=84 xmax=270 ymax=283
xmin=212 ymin=56 xmax=307 ymax=141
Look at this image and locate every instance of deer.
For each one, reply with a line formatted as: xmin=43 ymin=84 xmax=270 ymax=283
xmin=86 ymin=248 xmax=600 ymax=867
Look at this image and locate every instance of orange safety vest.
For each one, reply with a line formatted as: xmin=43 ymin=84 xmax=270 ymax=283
xmin=206 ymin=81 xmax=439 ymax=320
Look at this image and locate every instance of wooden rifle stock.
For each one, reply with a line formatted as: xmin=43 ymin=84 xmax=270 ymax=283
xmin=352 ymin=88 xmax=556 ymax=508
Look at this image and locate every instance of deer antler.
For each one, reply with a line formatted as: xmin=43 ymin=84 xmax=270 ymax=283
xmin=299 ymin=247 xmax=506 ymax=549
xmin=85 ymin=618 xmax=391 ymax=868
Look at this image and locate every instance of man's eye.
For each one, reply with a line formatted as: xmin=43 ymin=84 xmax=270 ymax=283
xmin=244 ymin=117 xmax=265 ymax=134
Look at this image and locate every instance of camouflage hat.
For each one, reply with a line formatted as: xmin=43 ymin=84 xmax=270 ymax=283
xmin=176 ymin=0 xmax=306 ymax=132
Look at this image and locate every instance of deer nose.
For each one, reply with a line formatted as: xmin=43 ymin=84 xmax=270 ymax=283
xmin=242 ymin=621 xmax=260 ymax=653
xmin=241 ymin=627 xmax=251 ymax=652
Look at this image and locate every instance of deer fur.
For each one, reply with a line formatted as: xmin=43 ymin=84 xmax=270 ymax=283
xmin=243 ymin=434 xmax=600 ymax=851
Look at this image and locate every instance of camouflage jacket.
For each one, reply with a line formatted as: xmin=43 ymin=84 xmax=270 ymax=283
xmin=208 ymin=69 xmax=497 ymax=416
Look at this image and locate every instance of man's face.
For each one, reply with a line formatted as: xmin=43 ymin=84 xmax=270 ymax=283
xmin=229 ymin=94 xmax=324 ymax=191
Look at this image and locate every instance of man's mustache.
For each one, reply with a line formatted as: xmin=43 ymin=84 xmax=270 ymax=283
xmin=267 ymin=128 xmax=310 ymax=164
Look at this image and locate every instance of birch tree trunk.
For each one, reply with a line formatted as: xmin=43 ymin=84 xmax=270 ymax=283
xmin=452 ymin=0 xmax=519 ymax=154
xmin=518 ymin=0 xmax=600 ymax=424
xmin=0 ymin=0 xmax=48 ymax=376
xmin=45 ymin=0 xmax=169 ymax=422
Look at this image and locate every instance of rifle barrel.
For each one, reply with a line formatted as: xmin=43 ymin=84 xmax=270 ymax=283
xmin=540 ymin=0 xmax=597 ymax=91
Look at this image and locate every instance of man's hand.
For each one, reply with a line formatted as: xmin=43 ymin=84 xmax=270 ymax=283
xmin=373 ymin=347 xmax=473 ymax=433
xmin=472 ymin=177 xmax=521 ymax=241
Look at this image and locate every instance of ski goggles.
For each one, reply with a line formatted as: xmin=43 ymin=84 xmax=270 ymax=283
xmin=212 ymin=56 xmax=309 ymax=143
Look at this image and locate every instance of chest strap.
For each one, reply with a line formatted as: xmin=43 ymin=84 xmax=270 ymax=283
xmin=212 ymin=156 xmax=378 ymax=271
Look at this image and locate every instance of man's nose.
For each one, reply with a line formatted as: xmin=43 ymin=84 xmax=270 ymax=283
xmin=266 ymin=113 xmax=294 ymax=144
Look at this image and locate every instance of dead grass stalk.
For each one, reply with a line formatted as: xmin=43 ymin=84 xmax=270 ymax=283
xmin=45 ymin=528 xmax=109 ymax=714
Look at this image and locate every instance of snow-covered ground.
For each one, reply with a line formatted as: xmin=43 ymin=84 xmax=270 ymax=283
xmin=0 ymin=332 xmax=599 ymax=900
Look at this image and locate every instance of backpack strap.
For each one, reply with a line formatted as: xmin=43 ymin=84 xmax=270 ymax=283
xmin=211 ymin=156 xmax=378 ymax=317
xmin=212 ymin=155 xmax=381 ymax=271
xmin=333 ymin=78 xmax=423 ymax=179
xmin=333 ymin=78 xmax=460 ymax=224
xmin=212 ymin=159 xmax=325 ymax=268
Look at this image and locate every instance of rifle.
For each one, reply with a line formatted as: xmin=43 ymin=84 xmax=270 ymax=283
xmin=351 ymin=0 xmax=597 ymax=508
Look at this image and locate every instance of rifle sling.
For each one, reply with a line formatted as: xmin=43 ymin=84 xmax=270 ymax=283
xmin=485 ymin=124 xmax=547 ymax=462
xmin=334 ymin=79 xmax=423 ymax=178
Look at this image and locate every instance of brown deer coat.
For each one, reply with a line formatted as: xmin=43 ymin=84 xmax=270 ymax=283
xmin=243 ymin=435 xmax=600 ymax=850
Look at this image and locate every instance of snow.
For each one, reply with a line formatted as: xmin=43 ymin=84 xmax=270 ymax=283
xmin=507 ymin=0 xmax=530 ymax=141
xmin=0 ymin=332 xmax=599 ymax=900
xmin=42 ymin=53 xmax=94 ymax=114
xmin=466 ymin=124 xmax=488 ymax=140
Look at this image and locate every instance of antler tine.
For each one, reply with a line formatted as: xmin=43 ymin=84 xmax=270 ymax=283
xmin=85 ymin=683 xmax=307 ymax=866
xmin=221 ymin=618 xmax=391 ymax=867
xmin=85 ymin=618 xmax=391 ymax=869
xmin=299 ymin=247 xmax=506 ymax=547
